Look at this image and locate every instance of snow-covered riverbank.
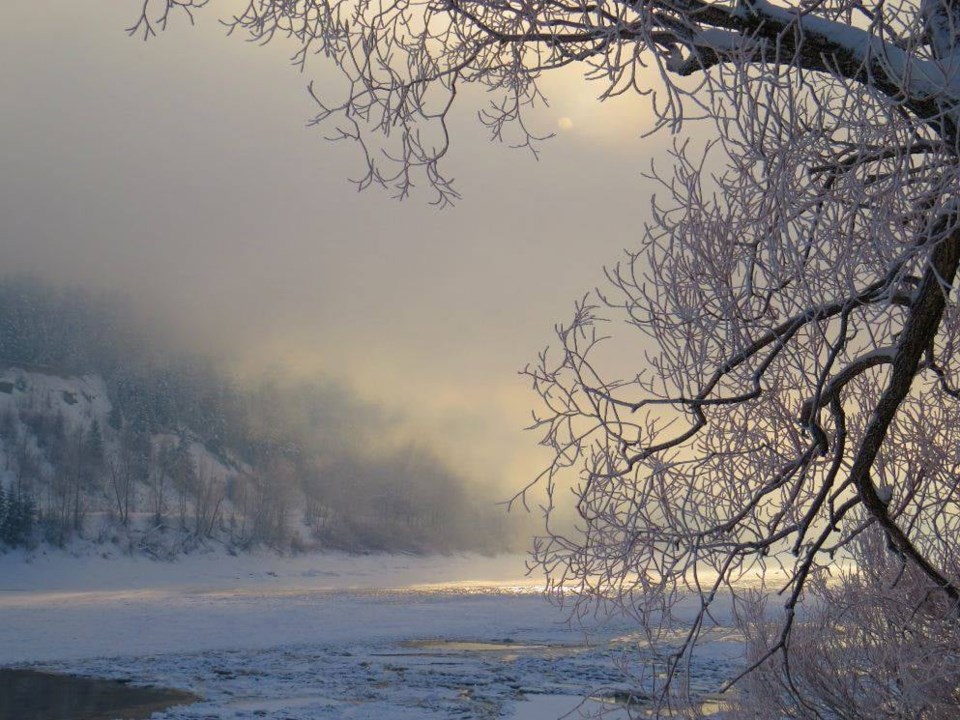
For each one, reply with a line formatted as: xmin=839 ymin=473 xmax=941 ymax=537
xmin=0 ymin=551 xmax=743 ymax=718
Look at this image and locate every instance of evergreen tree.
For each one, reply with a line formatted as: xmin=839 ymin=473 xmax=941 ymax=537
xmin=0 ymin=483 xmax=7 ymax=545
xmin=14 ymin=495 xmax=35 ymax=546
xmin=0 ymin=488 xmax=33 ymax=547
xmin=84 ymin=420 xmax=104 ymax=467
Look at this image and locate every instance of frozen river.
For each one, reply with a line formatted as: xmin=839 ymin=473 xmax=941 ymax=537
xmin=0 ymin=551 xmax=742 ymax=718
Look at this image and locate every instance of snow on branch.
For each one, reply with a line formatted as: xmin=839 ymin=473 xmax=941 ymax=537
xmin=136 ymin=0 xmax=960 ymax=199
xmin=134 ymin=0 xmax=960 ymax=712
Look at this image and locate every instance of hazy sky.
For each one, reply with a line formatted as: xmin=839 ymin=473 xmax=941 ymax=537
xmin=1 ymin=1 xmax=669 ymax=500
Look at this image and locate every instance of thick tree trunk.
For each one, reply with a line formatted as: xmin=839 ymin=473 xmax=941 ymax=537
xmin=849 ymin=226 xmax=960 ymax=605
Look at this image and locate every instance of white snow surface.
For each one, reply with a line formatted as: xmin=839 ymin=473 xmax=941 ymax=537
xmin=0 ymin=370 xmax=111 ymax=431
xmin=0 ymin=550 xmax=743 ymax=718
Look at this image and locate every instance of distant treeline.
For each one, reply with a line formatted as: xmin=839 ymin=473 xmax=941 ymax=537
xmin=0 ymin=276 xmax=519 ymax=555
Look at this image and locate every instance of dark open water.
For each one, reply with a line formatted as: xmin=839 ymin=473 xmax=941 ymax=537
xmin=0 ymin=668 xmax=197 ymax=720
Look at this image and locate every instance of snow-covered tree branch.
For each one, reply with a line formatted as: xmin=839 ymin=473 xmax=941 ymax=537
xmin=134 ymin=0 xmax=960 ymax=714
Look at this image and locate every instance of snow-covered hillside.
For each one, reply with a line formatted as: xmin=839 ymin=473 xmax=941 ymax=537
xmin=0 ymin=278 xmax=526 ymax=557
xmin=0 ymin=362 xmax=523 ymax=558
xmin=0 ymin=365 xmax=296 ymax=557
xmin=0 ymin=369 xmax=111 ymax=430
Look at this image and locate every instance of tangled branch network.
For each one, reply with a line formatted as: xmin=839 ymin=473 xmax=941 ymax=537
xmin=133 ymin=0 xmax=960 ymax=712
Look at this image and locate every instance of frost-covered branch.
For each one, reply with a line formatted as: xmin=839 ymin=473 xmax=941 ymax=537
xmin=519 ymin=65 xmax=960 ymax=708
xmin=131 ymin=0 xmax=960 ymax=713
xmin=135 ymin=1 xmax=960 ymax=199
